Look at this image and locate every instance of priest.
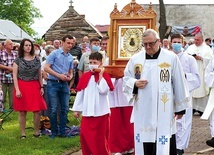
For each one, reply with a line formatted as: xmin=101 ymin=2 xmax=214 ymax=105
xmin=123 ymin=29 xmax=190 ymax=155
xmin=185 ymin=33 xmax=213 ymax=115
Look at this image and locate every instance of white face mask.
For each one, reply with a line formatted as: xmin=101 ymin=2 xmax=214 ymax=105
xmin=35 ymin=50 xmax=40 ymax=55
xmin=88 ymin=64 xmax=99 ymax=71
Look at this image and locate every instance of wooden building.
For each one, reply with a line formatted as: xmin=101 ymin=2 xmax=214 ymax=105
xmin=44 ymin=1 xmax=102 ymax=44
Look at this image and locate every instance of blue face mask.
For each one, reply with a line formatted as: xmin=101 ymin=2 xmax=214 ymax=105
xmin=91 ymin=45 xmax=100 ymax=52
xmin=172 ymin=43 xmax=182 ymax=53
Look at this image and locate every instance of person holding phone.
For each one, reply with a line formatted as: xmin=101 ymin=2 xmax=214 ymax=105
xmin=186 ymin=33 xmax=213 ymax=116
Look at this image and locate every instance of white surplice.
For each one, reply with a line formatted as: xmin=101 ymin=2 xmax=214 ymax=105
xmin=123 ymin=49 xmax=190 ymax=155
xmin=176 ymin=51 xmax=201 ymax=150
xmin=72 ymin=76 xmax=110 ymax=117
xmin=108 ymin=78 xmax=132 ymax=108
xmin=186 ymin=43 xmax=213 ymax=112
xmin=201 ymin=57 xmax=214 ymax=136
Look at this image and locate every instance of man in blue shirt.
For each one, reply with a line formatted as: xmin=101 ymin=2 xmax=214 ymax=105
xmin=45 ymin=35 xmax=74 ymax=138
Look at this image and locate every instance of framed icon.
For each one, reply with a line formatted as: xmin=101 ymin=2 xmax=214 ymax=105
xmin=134 ymin=64 xmax=142 ymax=79
xmin=118 ymin=26 xmax=146 ymax=58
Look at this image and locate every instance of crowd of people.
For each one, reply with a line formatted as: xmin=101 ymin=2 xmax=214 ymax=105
xmin=1 ymin=28 xmax=214 ymax=155
xmin=157 ymin=31 xmax=214 ymax=155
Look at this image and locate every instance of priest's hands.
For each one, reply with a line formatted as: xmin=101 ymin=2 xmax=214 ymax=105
xmin=135 ymin=79 xmax=148 ymax=89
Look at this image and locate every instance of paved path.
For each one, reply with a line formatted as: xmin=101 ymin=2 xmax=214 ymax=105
xmin=69 ymin=114 xmax=214 ymax=155
xmin=184 ymin=114 xmax=214 ymax=155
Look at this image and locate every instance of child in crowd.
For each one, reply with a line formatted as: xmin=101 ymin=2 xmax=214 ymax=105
xmin=72 ymin=52 xmax=114 ymax=155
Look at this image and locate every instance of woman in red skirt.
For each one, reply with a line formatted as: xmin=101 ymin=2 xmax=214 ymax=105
xmin=13 ymin=38 xmax=47 ymax=139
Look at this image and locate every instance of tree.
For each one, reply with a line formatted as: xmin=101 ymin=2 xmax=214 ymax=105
xmin=158 ymin=0 xmax=171 ymax=41
xmin=34 ymin=37 xmax=45 ymax=45
xmin=0 ymin=0 xmax=42 ymax=37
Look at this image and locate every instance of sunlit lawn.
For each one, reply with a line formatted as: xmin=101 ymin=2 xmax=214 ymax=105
xmin=0 ymin=96 xmax=80 ymax=155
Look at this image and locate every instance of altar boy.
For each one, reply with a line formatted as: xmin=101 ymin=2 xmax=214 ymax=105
xmin=72 ymin=52 xmax=114 ymax=155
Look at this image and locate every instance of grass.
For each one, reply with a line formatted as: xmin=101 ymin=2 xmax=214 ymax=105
xmin=0 ymin=96 xmax=81 ymax=155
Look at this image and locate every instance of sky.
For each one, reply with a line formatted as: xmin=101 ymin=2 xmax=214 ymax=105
xmin=32 ymin=0 xmax=213 ymax=37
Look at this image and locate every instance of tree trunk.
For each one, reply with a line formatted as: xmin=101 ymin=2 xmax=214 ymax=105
xmin=159 ymin=0 xmax=167 ymax=41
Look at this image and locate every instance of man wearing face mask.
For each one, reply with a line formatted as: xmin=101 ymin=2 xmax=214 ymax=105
xmin=78 ymin=37 xmax=101 ymax=78
xmin=171 ymin=34 xmax=201 ymax=155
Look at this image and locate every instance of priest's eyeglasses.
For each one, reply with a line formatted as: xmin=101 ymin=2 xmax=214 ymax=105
xmin=142 ymin=39 xmax=158 ymax=47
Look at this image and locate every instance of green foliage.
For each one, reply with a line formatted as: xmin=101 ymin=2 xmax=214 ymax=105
xmin=0 ymin=0 xmax=42 ymax=37
xmin=0 ymin=111 xmax=81 ymax=155
xmin=34 ymin=38 xmax=45 ymax=45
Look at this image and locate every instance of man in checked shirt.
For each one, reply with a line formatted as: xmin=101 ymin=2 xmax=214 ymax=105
xmin=0 ymin=39 xmax=18 ymax=109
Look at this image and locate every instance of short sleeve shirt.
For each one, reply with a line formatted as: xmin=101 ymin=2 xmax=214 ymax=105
xmin=46 ymin=48 xmax=73 ymax=80
xmin=14 ymin=57 xmax=41 ymax=81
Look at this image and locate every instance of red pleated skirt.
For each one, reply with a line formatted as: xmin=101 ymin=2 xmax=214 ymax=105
xmin=13 ymin=80 xmax=47 ymax=112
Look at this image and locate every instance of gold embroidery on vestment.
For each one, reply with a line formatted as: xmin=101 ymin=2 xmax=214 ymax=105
xmin=161 ymin=93 xmax=169 ymax=112
xmin=158 ymin=62 xmax=171 ymax=68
